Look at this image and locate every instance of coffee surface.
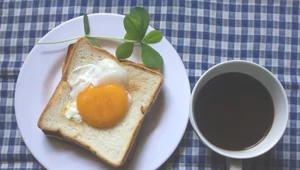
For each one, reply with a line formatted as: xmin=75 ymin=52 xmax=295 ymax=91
xmin=194 ymin=72 xmax=274 ymax=150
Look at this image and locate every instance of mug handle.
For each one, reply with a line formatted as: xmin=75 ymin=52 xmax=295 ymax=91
xmin=226 ymin=158 xmax=242 ymax=170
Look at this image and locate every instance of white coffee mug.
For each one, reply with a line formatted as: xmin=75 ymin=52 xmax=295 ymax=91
xmin=189 ymin=60 xmax=289 ymax=170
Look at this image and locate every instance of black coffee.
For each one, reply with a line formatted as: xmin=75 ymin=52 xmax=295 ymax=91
xmin=194 ymin=72 xmax=274 ymax=151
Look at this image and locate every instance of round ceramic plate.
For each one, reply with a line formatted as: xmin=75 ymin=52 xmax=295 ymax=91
xmin=14 ymin=13 xmax=190 ymax=170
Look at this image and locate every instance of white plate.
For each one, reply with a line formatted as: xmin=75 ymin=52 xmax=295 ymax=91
xmin=14 ymin=13 xmax=190 ymax=170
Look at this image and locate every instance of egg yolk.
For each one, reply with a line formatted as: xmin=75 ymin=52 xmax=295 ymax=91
xmin=76 ymin=84 xmax=129 ymax=128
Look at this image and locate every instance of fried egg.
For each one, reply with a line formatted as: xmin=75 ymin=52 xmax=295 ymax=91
xmin=65 ymin=58 xmax=132 ymax=128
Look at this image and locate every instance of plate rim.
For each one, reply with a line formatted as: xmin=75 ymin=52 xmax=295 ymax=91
xmin=14 ymin=12 xmax=191 ymax=169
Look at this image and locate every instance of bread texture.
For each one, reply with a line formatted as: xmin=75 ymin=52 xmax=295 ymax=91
xmin=37 ymin=38 xmax=163 ymax=167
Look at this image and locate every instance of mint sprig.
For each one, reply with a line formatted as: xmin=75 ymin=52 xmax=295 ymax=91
xmin=37 ymin=7 xmax=164 ymax=69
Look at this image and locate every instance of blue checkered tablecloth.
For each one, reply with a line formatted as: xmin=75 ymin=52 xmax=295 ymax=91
xmin=1 ymin=0 xmax=300 ymax=169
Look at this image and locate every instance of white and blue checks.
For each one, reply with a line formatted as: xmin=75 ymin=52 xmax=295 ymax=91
xmin=1 ymin=0 xmax=300 ymax=169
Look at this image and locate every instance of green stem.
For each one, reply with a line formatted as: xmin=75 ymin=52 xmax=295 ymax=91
xmin=86 ymin=35 xmax=138 ymax=43
xmin=36 ymin=35 xmax=138 ymax=45
xmin=36 ymin=36 xmax=83 ymax=44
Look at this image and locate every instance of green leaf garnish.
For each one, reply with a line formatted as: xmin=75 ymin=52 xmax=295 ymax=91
xmin=83 ymin=14 xmax=90 ymax=35
xmin=124 ymin=16 xmax=142 ymax=41
xmin=143 ymin=30 xmax=163 ymax=44
xmin=116 ymin=42 xmax=134 ymax=59
xmin=141 ymin=44 xmax=163 ymax=68
xmin=37 ymin=7 xmax=164 ymax=69
xmin=128 ymin=7 xmax=150 ymax=38
xmin=124 ymin=33 xmax=139 ymax=41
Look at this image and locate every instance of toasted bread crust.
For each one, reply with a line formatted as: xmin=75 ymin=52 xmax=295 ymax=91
xmin=38 ymin=81 xmax=67 ymax=129
xmin=37 ymin=38 xmax=163 ymax=167
xmin=62 ymin=44 xmax=74 ymax=77
xmin=42 ymin=127 xmax=138 ymax=164
xmin=42 ymin=128 xmax=121 ymax=167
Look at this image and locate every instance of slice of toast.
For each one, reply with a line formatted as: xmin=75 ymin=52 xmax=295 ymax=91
xmin=37 ymin=38 xmax=163 ymax=167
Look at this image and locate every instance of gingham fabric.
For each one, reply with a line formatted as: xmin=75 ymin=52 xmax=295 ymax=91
xmin=1 ymin=0 xmax=299 ymax=169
